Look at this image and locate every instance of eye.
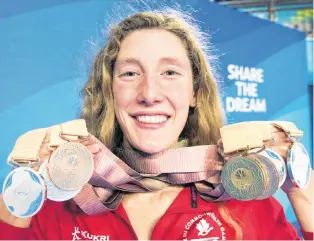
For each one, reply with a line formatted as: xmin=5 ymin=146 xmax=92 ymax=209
xmin=120 ymin=71 xmax=138 ymax=77
xmin=163 ymin=70 xmax=180 ymax=76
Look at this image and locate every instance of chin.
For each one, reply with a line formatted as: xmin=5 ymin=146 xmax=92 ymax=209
xmin=135 ymin=142 xmax=169 ymax=154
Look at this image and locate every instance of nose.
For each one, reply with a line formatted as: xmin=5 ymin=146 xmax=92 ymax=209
xmin=136 ymin=76 xmax=164 ymax=106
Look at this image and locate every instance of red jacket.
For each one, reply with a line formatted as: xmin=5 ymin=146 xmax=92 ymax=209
xmin=0 ymin=187 xmax=313 ymax=240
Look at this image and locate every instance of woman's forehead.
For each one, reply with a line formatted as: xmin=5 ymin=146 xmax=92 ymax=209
xmin=116 ymin=29 xmax=190 ymax=67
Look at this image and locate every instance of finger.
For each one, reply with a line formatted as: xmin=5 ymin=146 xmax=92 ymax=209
xmin=80 ymin=134 xmax=97 ymax=146
xmin=39 ymin=137 xmax=53 ymax=154
xmin=271 ymin=125 xmax=284 ymax=133
xmin=272 ymin=131 xmax=288 ymax=140
xmin=273 ymin=137 xmax=291 ymax=147
xmin=86 ymin=143 xmax=101 ymax=154
xmin=271 ymin=126 xmax=293 ymax=143
xmin=38 ymin=143 xmax=53 ymax=160
xmin=41 ymin=127 xmax=52 ymax=144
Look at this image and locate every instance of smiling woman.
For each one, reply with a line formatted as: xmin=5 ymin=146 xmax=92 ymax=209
xmin=0 ymin=8 xmax=313 ymax=241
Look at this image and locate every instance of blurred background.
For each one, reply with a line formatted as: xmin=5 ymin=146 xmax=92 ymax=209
xmin=0 ymin=0 xmax=312 ymax=236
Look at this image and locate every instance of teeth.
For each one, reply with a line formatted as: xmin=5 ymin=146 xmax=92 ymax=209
xmin=136 ymin=115 xmax=168 ymax=124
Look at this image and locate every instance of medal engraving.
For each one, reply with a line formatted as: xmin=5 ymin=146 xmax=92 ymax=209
xmin=48 ymin=142 xmax=94 ymax=191
xmin=231 ymin=168 xmax=253 ymax=190
xmin=221 ymin=156 xmax=266 ymax=200
xmin=39 ymin=161 xmax=81 ymax=201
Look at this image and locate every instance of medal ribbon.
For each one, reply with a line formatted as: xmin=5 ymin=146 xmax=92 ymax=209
xmin=6 ymin=120 xmax=304 ymax=215
xmin=7 ymin=119 xmax=89 ymax=168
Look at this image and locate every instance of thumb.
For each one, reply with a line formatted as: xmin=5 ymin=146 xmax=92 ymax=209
xmin=38 ymin=128 xmax=53 ymax=161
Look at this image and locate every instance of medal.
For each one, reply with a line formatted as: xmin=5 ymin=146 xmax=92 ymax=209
xmin=221 ymin=156 xmax=266 ymax=201
xmin=48 ymin=142 xmax=94 ymax=191
xmin=259 ymin=149 xmax=287 ymax=187
xmin=287 ymin=143 xmax=311 ymax=188
xmin=255 ymin=154 xmax=279 ymax=200
xmin=39 ymin=161 xmax=82 ymax=201
xmin=2 ymin=167 xmax=46 ymax=218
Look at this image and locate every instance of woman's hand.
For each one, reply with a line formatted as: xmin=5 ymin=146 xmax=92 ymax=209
xmin=35 ymin=128 xmax=54 ymax=170
xmin=0 ymin=129 xmax=54 ymax=228
xmin=269 ymin=125 xmax=313 ymax=234
xmin=267 ymin=125 xmax=306 ymax=193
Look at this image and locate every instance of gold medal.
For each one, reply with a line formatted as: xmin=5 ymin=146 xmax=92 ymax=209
xmin=222 ymin=156 xmax=267 ymax=200
xmin=254 ymin=154 xmax=280 ymax=199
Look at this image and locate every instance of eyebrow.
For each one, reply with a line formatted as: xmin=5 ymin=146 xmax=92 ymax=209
xmin=114 ymin=58 xmax=144 ymax=74
xmin=115 ymin=58 xmax=141 ymax=67
xmin=159 ymin=57 xmax=186 ymax=68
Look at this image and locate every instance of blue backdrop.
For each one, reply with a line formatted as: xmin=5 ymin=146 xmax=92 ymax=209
xmin=0 ymin=0 xmax=312 ymax=234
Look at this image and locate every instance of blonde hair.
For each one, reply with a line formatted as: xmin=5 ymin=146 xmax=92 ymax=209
xmin=80 ymin=9 xmax=242 ymax=239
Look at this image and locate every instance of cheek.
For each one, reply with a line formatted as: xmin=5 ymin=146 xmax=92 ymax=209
xmin=113 ymin=82 xmax=134 ymax=113
xmin=113 ymin=83 xmax=130 ymax=131
xmin=167 ymin=82 xmax=194 ymax=110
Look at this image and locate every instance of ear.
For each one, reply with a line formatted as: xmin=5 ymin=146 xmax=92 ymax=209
xmin=190 ymin=95 xmax=196 ymax=108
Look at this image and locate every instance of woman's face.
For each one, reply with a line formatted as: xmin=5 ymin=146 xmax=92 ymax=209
xmin=113 ymin=29 xmax=195 ymax=153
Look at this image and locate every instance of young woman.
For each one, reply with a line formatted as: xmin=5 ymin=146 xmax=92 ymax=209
xmin=0 ymin=9 xmax=313 ymax=240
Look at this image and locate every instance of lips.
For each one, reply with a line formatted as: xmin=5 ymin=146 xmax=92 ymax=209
xmin=130 ymin=112 xmax=170 ymax=128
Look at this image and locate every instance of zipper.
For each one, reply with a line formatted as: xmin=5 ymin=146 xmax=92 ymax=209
xmin=190 ymin=185 xmax=198 ymax=208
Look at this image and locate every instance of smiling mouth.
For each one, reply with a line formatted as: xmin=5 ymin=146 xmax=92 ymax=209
xmin=135 ymin=115 xmax=168 ymax=123
xmin=131 ymin=114 xmax=170 ymax=128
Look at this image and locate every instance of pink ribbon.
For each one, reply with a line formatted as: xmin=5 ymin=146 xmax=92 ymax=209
xmin=73 ymin=139 xmax=229 ymax=215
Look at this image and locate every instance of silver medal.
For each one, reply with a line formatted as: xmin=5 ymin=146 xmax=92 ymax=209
xmin=2 ymin=167 xmax=46 ymax=218
xmin=39 ymin=161 xmax=82 ymax=201
xmin=48 ymin=142 xmax=94 ymax=191
xmin=287 ymin=143 xmax=312 ymax=188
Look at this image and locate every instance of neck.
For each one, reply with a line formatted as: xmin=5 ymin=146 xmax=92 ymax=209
xmin=119 ymin=137 xmax=189 ymax=191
